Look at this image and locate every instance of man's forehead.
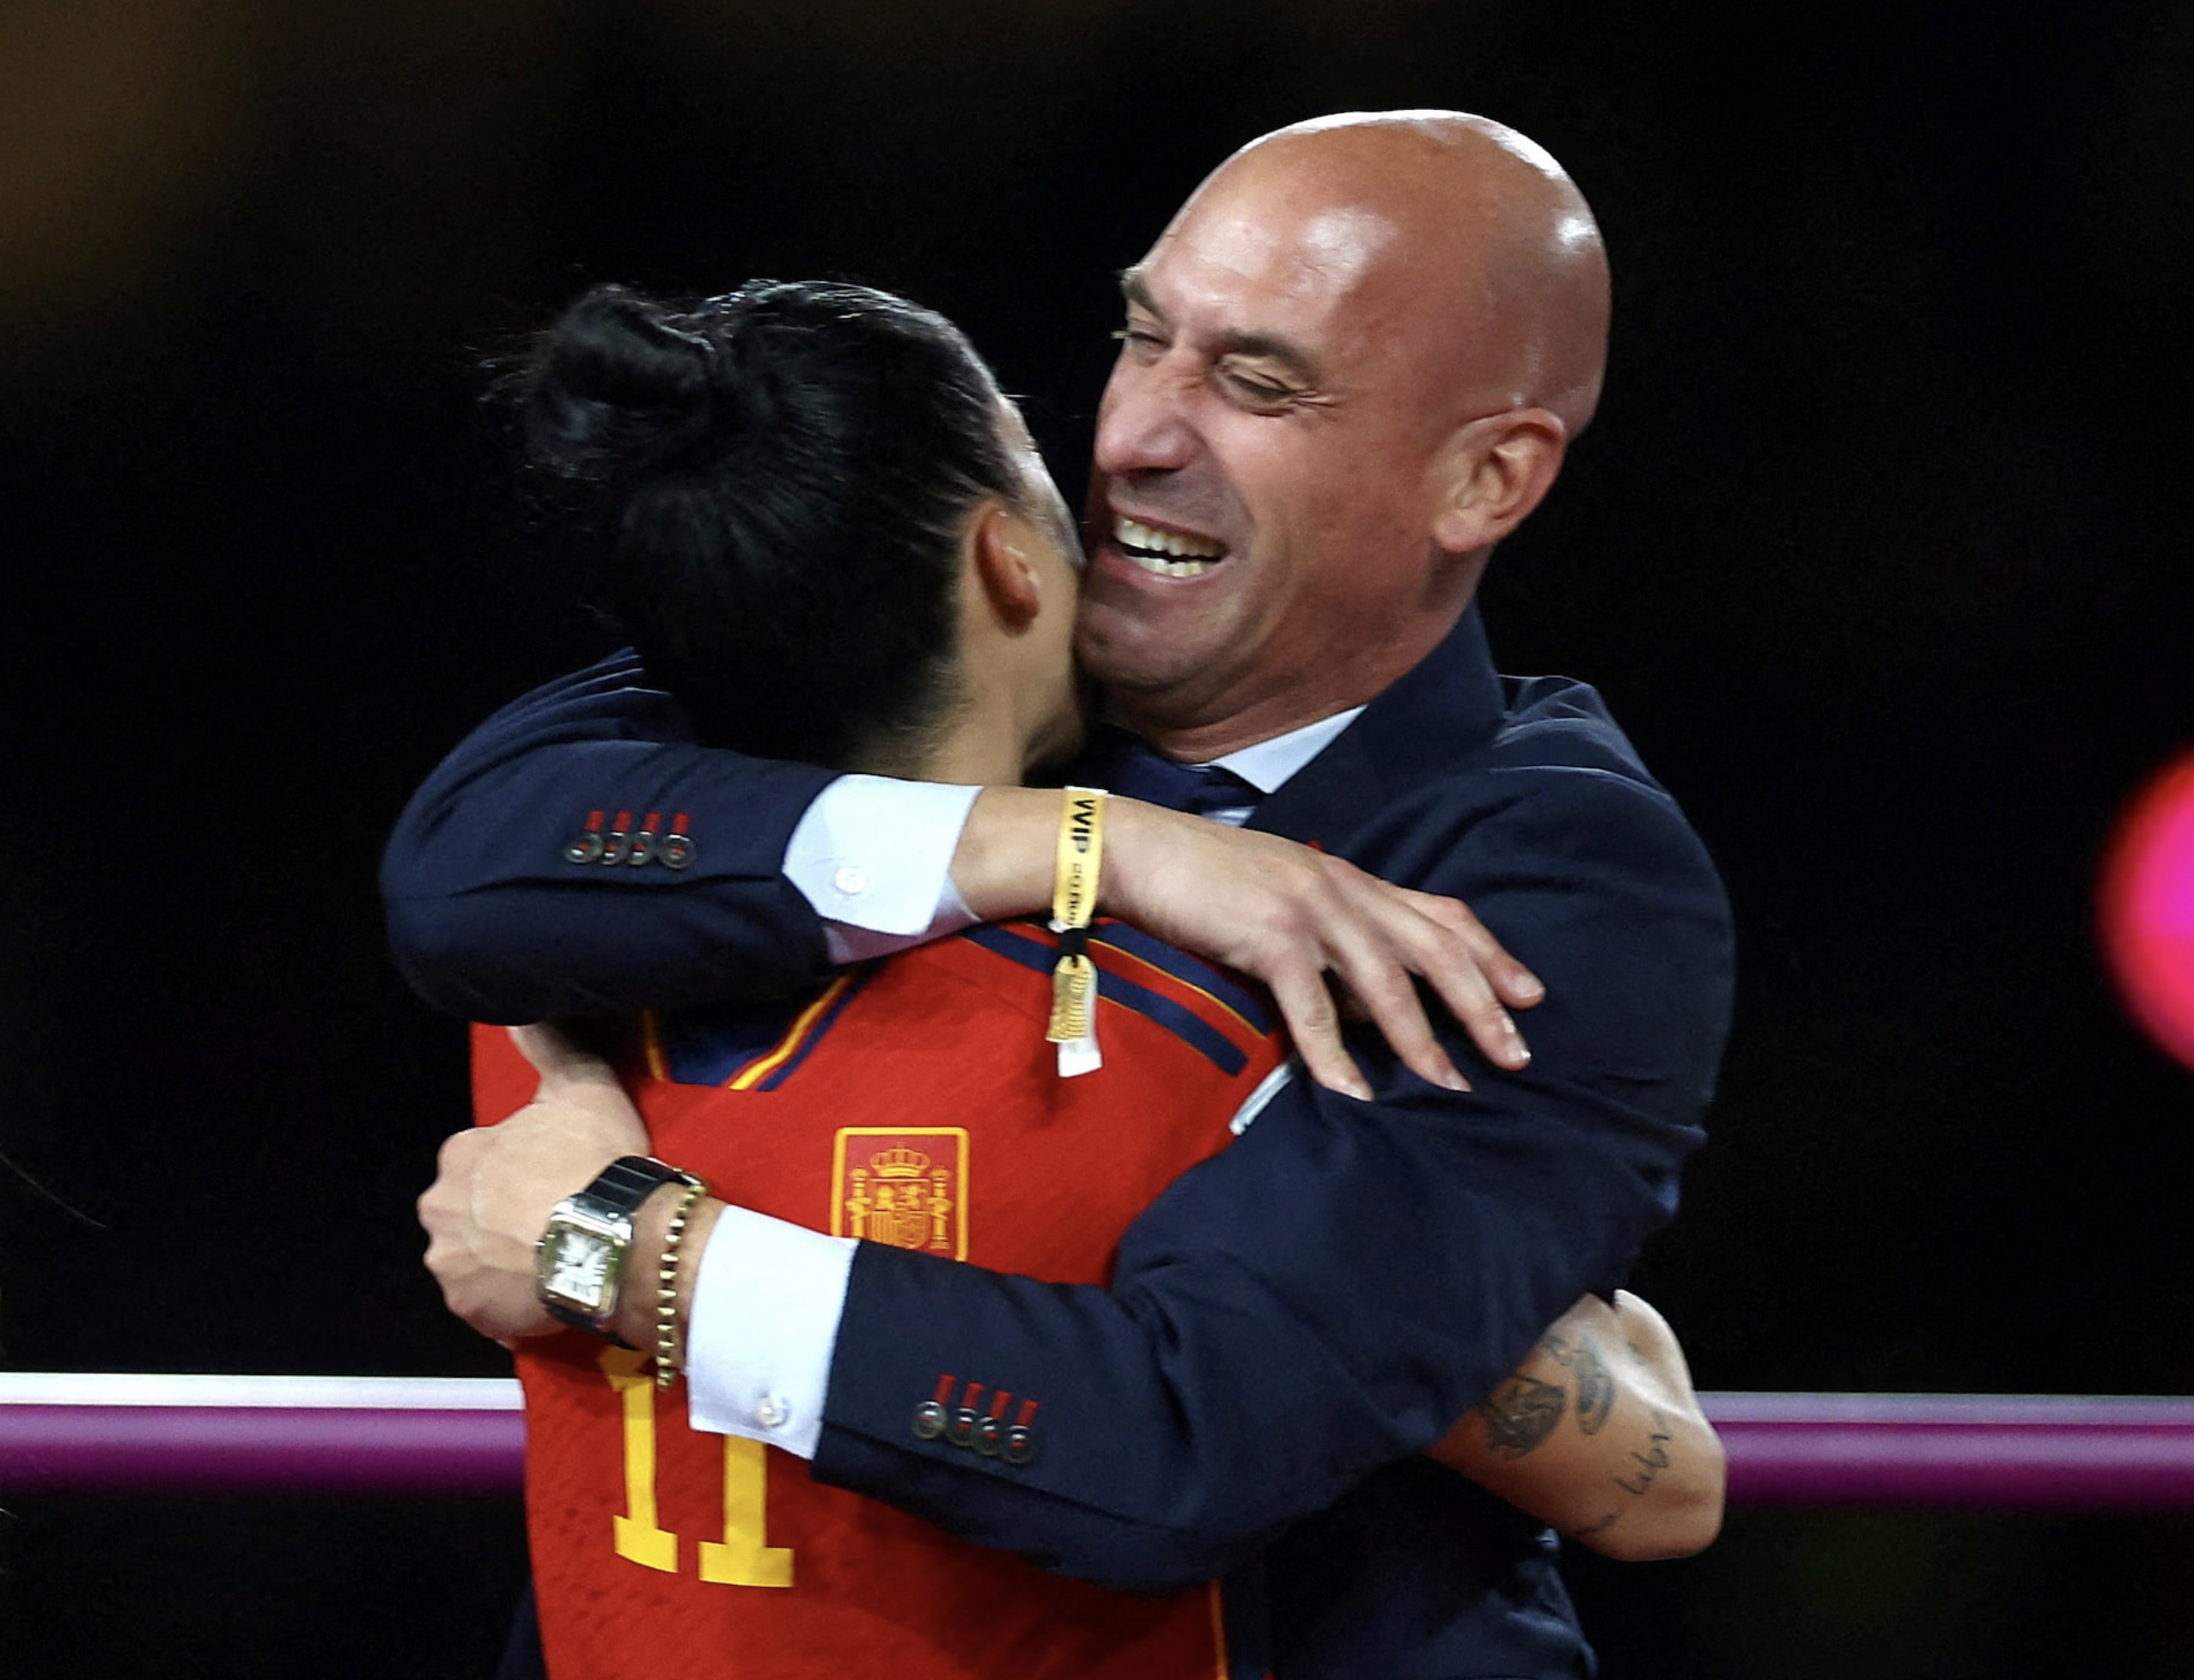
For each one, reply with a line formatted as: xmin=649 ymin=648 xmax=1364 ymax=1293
xmin=1131 ymin=190 xmax=1407 ymax=323
xmin=1177 ymin=200 xmax=1396 ymax=295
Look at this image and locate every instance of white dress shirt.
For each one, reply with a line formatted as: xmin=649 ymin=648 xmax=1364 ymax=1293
xmin=688 ymin=708 xmax=1363 ymax=1454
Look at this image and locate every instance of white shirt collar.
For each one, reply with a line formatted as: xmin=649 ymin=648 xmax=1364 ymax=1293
xmin=1204 ymin=706 xmax=1367 ymax=796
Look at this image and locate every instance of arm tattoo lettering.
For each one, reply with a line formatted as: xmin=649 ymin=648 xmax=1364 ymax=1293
xmin=1479 ymin=1373 xmax=1566 ymax=1458
xmin=1612 ymin=1405 xmax=1676 ymax=1497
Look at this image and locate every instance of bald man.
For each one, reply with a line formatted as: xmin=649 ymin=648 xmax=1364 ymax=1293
xmin=1070 ymin=113 xmax=1607 ymax=752
xmin=393 ymin=112 xmax=1734 ymax=1676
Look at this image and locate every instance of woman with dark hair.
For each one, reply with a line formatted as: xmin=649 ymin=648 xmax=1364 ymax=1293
xmin=437 ymin=278 xmax=1722 ymax=1678
xmin=519 ymin=278 xmax=1083 ymax=780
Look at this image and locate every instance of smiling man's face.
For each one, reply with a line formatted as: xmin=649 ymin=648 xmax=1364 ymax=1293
xmin=1074 ymin=114 xmax=1606 ymax=759
xmin=1075 ymin=150 xmax=1479 ymax=757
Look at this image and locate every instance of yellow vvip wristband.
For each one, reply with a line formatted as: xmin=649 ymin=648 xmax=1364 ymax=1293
xmin=1046 ymin=787 xmax=1106 ymax=1077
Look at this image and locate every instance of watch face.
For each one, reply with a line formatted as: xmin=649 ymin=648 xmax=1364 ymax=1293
xmin=542 ymin=1227 xmax=614 ymax=1312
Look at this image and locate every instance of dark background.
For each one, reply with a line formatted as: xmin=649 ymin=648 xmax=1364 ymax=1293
xmin=4 ymin=2 xmax=2191 ymax=1674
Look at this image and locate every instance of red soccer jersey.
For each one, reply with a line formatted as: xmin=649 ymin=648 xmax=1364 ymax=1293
xmin=472 ymin=919 xmax=1286 ymax=1680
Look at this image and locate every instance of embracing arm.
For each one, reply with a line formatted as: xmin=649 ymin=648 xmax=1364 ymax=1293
xmin=421 ymin=772 xmax=1730 ymax=1592
xmin=424 ymin=1031 xmax=1721 ymax=1571
xmin=805 ymin=774 xmax=1734 ymax=1590
xmin=426 ymin=1019 xmax=1717 ymax=1554
xmin=383 ymin=654 xmax=1540 ymax=1078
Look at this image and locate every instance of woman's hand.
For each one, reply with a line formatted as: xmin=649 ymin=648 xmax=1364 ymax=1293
xmin=952 ymin=788 xmax=1543 ymax=1099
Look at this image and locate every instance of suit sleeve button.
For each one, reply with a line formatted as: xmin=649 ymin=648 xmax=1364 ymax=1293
xmin=1003 ymin=1425 xmax=1037 ymax=1466
xmin=911 ymin=1401 xmax=947 ymax=1440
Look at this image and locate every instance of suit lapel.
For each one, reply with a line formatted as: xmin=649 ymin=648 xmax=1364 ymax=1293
xmin=1248 ymin=606 xmax=1507 ymax=848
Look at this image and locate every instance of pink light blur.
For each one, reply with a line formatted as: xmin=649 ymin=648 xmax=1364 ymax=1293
xmin=2097 ymin=750 xmax=2194 ymax=1073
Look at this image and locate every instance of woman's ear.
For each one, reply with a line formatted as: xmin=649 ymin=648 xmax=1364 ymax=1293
xmin=969 ymin=502 xmax=1044 ymax=628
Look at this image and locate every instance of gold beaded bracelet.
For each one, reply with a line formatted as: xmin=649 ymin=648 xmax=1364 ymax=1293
xmin=654 ymin=1181 xmax=710 ymax=1391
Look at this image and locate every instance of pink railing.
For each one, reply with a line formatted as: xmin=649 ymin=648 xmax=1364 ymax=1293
xmin=4 ymin=1375 xmax=2192 ymax=1507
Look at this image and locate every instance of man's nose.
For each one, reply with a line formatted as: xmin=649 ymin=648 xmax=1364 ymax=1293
xmin=1092 ymin=362 xmax=1196 ymax=478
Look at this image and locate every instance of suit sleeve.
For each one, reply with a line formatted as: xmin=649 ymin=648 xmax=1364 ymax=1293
xmin=808 ymin=769 xmax=1734 ymax=1593
xmin=380 ymin=651 xmax=839 ymax=1020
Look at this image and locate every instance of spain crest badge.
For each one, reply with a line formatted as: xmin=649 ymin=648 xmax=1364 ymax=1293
xmin=832 ymin=1128 xmax=968 ymax=1260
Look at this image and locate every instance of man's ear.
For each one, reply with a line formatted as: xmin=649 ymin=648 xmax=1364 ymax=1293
xmin=1429 ymin=409 xmax=1569 ymax=556
xmin=969 ymin=502 xmax=1043 ymax=629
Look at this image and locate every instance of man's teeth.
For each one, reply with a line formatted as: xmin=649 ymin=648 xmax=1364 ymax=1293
xmin=1115 ymin=515 xmax=1222 ymax=578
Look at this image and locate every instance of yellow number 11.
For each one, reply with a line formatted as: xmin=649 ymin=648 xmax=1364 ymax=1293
xmin=600 ymin=1346 xmax=795 ymax=1587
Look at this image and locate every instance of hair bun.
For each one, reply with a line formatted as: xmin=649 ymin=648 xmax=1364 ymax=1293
xmin=549 ymin=285 xmax=713 ymax=411
xmin=523 ymin=284 xmax=725 ymax=478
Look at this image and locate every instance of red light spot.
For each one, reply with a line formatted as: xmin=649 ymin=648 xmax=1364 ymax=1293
xmin=2098 ymin=750 xmax=2194 ymax=1073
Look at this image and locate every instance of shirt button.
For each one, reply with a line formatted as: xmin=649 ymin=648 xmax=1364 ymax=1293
xmin=754 ymin=1393 xmax=790 ymax=1429
xmin=832 ymin=866 xmax=869 ymax=897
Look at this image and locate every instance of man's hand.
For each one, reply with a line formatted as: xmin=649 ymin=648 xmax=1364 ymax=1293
xmin=418 ymin=1024 xmax=650 ymax=1342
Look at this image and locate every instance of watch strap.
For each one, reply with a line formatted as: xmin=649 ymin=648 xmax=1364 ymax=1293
xmin=583 ymin=1155 xmax=704 ymax=1217
xmin=539 ymin=1156 xmax=705 ymax=1337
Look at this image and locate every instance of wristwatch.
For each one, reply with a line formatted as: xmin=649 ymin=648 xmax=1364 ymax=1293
xmin=536 ymin=1155 xmax=704 ymax=1339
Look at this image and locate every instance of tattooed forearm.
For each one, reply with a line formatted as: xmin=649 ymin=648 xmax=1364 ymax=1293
xmin=1479 ymin=1373 xmax=1566 ymax=1458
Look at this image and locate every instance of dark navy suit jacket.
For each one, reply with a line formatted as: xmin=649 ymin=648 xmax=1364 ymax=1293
xmin=384 ymin=607 xmax=1734 ymax=1678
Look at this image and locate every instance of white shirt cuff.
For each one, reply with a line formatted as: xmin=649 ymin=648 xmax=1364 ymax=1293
xmin=783 ymin=776 xmax=983 ymax=961
xmin=683 ymin=1205 xmax=856 ymax=1461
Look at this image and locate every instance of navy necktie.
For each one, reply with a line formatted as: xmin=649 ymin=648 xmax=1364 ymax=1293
xmin=1083 ymin=728 xmax=1264 ymax=819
